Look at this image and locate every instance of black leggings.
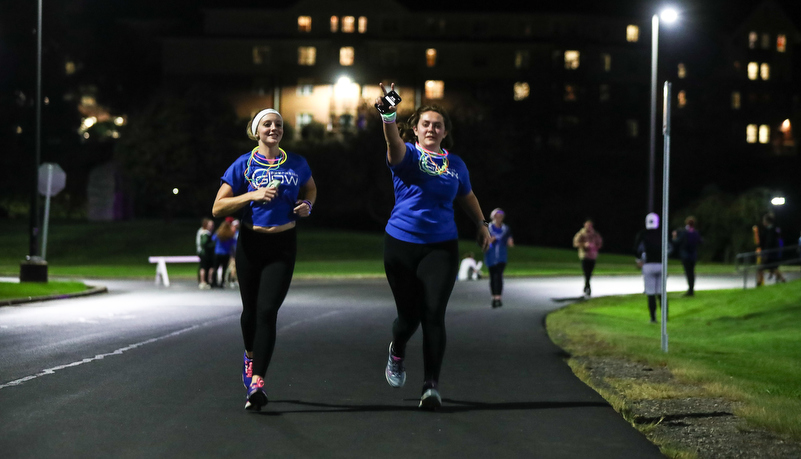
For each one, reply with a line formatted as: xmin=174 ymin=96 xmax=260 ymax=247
xmin=682 ymin=258 xmax=696 ymax=292
xmin=488 ymin=262 xmax=506 ymax=296
xmin=211 ymin=254 xmax=229 ymax=287
xmin=384 ymin=234 xmax=459 ymax=384
xmin=236 ymin=226 xmax=297 ymax=378
xmin=581 ymin=258 xmax=596 ymax=288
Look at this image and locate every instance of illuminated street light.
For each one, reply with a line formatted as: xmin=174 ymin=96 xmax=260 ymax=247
xmin=648 ymin=8 xmax=680 ymax=213
xmin=660 ymin=8 xmax=679 ymax=23
xmin=771 ymin=196 xmax=785 ymax=206
xmin=173 ymin=188 xmax=180 ymax=195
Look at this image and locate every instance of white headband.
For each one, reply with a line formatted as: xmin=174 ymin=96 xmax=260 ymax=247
xmin=251 ymin=109 xmax=282 ymax=136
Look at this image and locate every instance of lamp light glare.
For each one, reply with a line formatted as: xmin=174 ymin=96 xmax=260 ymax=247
xmin=173 ymin=188 xmax=179 ymax=195
xmin=660 ymin=8 xmax=679 ymax=23
xmin=771 ymin=197 xmax=785 ymax=206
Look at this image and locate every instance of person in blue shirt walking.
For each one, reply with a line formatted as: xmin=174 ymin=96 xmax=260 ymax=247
xmin=210 ymin=218 xmax=236 ymax=288
xmin=671 ymin=216 xmax=702 ymax=296
xmin=377 ymin=82 xmax=491 ymax=411
xmin=212 ymin=108 xmax=317 ymax=411
xmin=485 ymin=208 xmax=514 ymax=308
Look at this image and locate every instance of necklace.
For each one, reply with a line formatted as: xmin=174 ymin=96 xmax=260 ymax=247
xmin=244 ymin=146 xmax=287 ymax=188
xmin=416 ymin=142 xmax=449 ymax=176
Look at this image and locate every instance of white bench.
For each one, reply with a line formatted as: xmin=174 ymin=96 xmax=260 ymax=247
xmin=148 ymin=256 xmax=200 ymax=287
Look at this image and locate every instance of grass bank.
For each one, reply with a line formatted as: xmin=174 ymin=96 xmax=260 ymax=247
xmin=547 ymin=280 xmax=801 ymax=440
xmin=0 ymin=281 xmax=89 ymax=302
xmin=0 ymin=219 xmax=734 ymax=279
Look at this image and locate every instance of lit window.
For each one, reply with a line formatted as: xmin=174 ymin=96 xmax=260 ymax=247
xmin=343 ymin=16 xmax=355 ymax=33
xmin=761 ymin=33 xmax=770 ymax=49
xmin=732 ymin=91 xmax=741 ymax=109
xmin=748 ymin=31 xmax=757 ymax=49
xmin=297 ymin=80 xmax=313 ymax=96
xmin=602 ymin=53 xmax=612 ymax=72
xmin=626 ymin=25 xmax=639 ymax=42
xmin=600 ymin=84 xmax=610 ymax=102
xmin=330 ymin=16 xmax=339 ymax=33
xmin=65 ymin=61 xmax=76 ymax=75
xmin=746 ymin=124 xmax=757 ymax=143
xmin=760 ymin=63 xmax=770 ymax=80
xmin=298 ymin=16 xmax=312 ymax=32
xmin=759 ymin=124 xmax=770 ymax=143
xmin=747 ymin=62 xmax=758 ymax=80
xmin=513 ymin=82 xmax=530 ymax=101
xmin=426 ymin=48 xmax=437 ymax=67
xmin=253 ymin=46 xmax=271 ymax=65
xmin=425 ymin=80 xmax=444 ymax=99
xmin=564 ymin=85 xmax=577 ymax=101
xmin=296 ymin=113 xmax=313 ymax=130
xmin=298 ymin=47 xmax=316 ymax=66
xmin=777 ymin=34 xmax=787 ymax=52
xmin=627 ymin=119 xmax=639 ymax=138
xmin=358 ymin=16 xmax=367 ymax=33
xmin=677 ymin=90 xmax=687 ymax=108
xmin=340 ymin=47 xmax=354 ymax=66
xmin=677 ymin=63 xmax=686 ymax=79
xmin=514 ymin=51 xmax=530 ymax=69
xmin=564 ymin=51 xmax=580 ymax=69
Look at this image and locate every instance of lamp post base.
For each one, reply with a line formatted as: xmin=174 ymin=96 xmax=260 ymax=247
xmin=20 ymin=257 xmax=48 ymax=283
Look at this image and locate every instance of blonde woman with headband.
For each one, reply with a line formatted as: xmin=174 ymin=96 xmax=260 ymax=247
xmin=212 ymin=108 xmax=317 ymax=411
xmin=485 ymin=208 xmax=514 ymax=308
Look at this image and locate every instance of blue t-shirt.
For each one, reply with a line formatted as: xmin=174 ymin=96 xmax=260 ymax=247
xmin=485 ymin=223 xmax=512 ymax=266
xmin=386 ymin=143 xmax=472 ymax=244
xmin=221 ymin=150 xmax=312 ymax=228
xmin=212 ymin=234 xmax=235 ymax=256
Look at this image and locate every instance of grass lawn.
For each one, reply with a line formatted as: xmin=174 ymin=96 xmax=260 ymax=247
xmin=547 ymin=280 xmax=801 ymax=440
xmin=0 ymin=219 xmax=735 ymax=279
xmin=0 ymin=281 xmax=89 ymax=302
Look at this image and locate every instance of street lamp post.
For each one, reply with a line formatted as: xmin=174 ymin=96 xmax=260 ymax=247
xmin=648 ymin=8 xmax=679 ymax=213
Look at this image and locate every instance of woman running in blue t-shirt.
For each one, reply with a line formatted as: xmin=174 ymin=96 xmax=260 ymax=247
xmin=212 ymin=108 xmax=317 ymax=411
xmin=377 ymin=82 xmax=491 ymax=410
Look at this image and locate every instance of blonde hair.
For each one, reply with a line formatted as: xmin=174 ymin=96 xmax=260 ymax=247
xmin=246 ymin=109 xmax=282 ymax=141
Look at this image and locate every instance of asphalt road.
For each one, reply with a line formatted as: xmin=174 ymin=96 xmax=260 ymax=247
xmin=0 ymin=274 xmax=751 ymax=458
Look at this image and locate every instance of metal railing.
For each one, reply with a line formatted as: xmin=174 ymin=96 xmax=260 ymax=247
xmin=735 ymin=244 xmax=801 ymax=289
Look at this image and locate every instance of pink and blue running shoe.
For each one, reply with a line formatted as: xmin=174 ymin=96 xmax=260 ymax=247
xmin=245 ymin=379 xmax=268 ymax=411
xmin=242 ymin=352 xmax=253 ymax=389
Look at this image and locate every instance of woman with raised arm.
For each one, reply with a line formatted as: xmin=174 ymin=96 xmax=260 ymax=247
xmin=212 ymin=108 xmax=317 ymax=411
xmin=377 ymin=82 xmax=491 ymax=410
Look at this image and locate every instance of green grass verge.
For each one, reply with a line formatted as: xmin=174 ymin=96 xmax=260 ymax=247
xmin=546 ymin=280 xmax=801 ymax=440
xmin=0 ymin=219 xmax=735 ymax=279
xmin=0 ymin=281 xmax=89 ymax=301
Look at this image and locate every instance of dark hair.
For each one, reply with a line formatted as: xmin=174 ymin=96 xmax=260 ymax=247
xmin=400 ymin=105 xmax=454 ymax=149
xmin=685 ymin=216 xmax=696 ymax=228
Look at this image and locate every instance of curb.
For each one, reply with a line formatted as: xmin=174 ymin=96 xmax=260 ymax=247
xmin=0 ymin=285 xmax=109 ymax=307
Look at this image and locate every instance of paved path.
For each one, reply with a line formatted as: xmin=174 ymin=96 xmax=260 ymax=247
xmin=0 ymin=274 xmax=764 ymax=458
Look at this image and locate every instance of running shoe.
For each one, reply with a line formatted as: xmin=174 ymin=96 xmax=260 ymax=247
xmin=242 ymin=352 xmax=253 ymax=389
xmin=244 ymin=379 xmax=268 ymax=411
xmin=419 ymin=382 xmax=442 ymax=411
xmin=385 ymin=342 xmax=406 ymax=388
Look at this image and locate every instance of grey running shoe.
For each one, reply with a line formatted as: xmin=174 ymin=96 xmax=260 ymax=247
xmin=419 ymin=384 xmax=442 ymax=411
xmin=385 ymin=342 xmax=406 ymax=388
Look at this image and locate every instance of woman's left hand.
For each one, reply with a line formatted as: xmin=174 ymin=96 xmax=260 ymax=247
xmin=293 ymin=201 xmax=312 ymax=218
xmin=477 ymin=225 xmax=491 ymax=252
